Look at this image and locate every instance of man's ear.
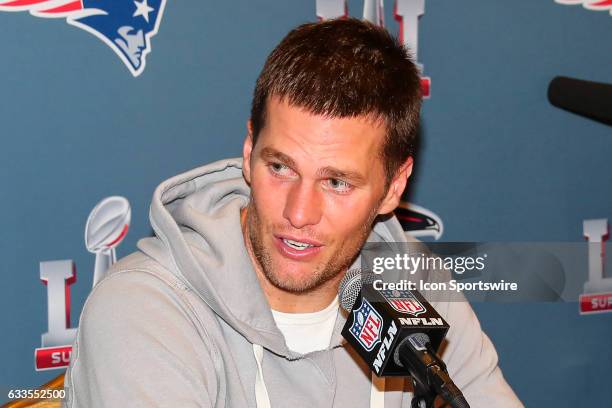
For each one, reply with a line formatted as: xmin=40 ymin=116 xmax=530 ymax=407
xmin=243 ymin=120 xmax=254 ymax=184
xmin=377 ymin=157 xmax=413 ymax=215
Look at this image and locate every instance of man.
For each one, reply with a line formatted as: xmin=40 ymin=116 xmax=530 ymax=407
xmin=64 ymin=18 xmax=521 ymax=407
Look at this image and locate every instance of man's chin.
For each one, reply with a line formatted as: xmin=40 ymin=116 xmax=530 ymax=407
xmin=263 ymin=265 xmax=327 ymax=293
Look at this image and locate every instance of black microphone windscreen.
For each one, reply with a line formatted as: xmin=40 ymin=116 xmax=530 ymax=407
xmin=547 ymin=76 xmax=612 ymax=126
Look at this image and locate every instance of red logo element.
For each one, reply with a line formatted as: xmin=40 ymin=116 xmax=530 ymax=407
xmin=361 ymin=313 xmax=382 ymax=349
xmin=390 ymin=298 xmax=425 ymax=315
xmin=579 ymin=293 xmax=612 ymax=314
xmin=350 ymin=299 xmax=383 ymax=351
xmin=556 ymin=0 xmax=612 ymax=13
xmin=34 ymin=345 xmax=73 ymax=371
xmin=382 ymin=289 xmax=426 ymax=316
xmin=421 ymin=77 xmax=431 ymax=99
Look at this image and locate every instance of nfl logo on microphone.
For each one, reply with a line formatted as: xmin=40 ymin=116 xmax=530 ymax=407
xmin=349 ymin=299 xmax=383 ymax=351
xmin=381 ymin=289 xmax=426 ymax=316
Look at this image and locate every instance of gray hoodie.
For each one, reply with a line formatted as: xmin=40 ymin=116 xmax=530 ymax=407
xmin=64 ymin=158 xmax=522 ymax=408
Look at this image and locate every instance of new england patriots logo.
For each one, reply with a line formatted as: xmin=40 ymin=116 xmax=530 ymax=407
xmin=555 ymin=0 xmax=612 ymax=15
xmin=0 ymin=0 xmax=167 ymax=76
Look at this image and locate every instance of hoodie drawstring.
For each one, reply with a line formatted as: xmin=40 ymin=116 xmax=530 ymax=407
xmin=370 ymin=372 xmax=386 ymax=408
xmin=253 ymin=344 xmax=385 ymax=408
xmin=253 ymin=344 xmax=272 ymax=408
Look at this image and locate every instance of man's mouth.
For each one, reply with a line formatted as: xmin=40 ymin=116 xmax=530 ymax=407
xmin=282 ymin=238 xmax=314 ymax=251
xmin=274 ymin=235 xmax=323 ymax=260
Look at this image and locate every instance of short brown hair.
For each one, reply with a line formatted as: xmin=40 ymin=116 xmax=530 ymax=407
xmin=250 ymin=18 xmax=422 ymax=184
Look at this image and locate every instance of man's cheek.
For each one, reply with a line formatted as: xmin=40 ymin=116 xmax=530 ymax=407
xmin=254 ymin=194 xmax=281 ymax=227
xmin=326 ymin=201 xmax=368 ymax=226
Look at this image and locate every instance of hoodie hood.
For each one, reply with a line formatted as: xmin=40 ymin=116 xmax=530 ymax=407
xmin=138 ymin=158 xmax=410 ymax=358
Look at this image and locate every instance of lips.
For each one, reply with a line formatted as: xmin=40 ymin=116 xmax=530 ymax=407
xmin=283 ymin=238 xmax=313 ymax=250
xmin=273 ymin=234 xmax=323 ymax=261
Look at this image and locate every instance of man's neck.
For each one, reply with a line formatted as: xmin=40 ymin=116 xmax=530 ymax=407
xmin=262 ymin=281 xmax=340 ymax=313
xmin=240 ymin=207 xmax=342 ymax=313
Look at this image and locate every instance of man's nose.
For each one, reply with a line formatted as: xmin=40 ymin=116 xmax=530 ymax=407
xmin=282 ymin=181 xmax=323 ymax=229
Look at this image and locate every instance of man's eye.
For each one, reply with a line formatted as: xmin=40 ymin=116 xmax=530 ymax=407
xmin=268 ymin=162 xmax=293 ymax=176
xmin=326 ymin=178 xmax=352 ymax=193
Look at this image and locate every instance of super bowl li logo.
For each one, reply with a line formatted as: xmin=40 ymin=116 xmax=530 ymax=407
xmin=580 ymin=219 xmax=612 ymax=315
xmin=35 ymin=197 xmax=131 ymax=371
xmin=317 ymin=1 xmax=445 ymax=240
xmin=0 ymin=0 xmax=167 ymax=76
xmin=536 ymin=1 xmax=612 ymax=313
xmin=316 ymin=0 xmax=431 ymax=98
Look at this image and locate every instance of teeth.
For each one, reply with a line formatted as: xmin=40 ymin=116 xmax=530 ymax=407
xmin=283 ymin=239 xmax=313 ymax=250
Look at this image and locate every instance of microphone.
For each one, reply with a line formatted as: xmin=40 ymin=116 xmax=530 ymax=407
xmin=339 ymin=269 xmax=469 ymax=408
xmin=547 ymin=76 xmax=612 ymax=126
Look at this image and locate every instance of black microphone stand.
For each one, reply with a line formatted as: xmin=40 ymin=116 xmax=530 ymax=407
xmin=397 ymin=340 xmax=470 ymax=408
xmin=410 ymin=376 xmax=437 ymax=408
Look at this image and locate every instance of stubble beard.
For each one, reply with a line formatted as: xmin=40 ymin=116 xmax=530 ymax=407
xmin=245 ymin=197 xmax=379 ymax=294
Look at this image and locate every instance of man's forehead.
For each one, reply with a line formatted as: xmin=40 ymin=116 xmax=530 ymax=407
xmin=263 ymin=98 xmax=387 ymax=148
xmin=266 ymin=95 xmax=387 ymax=130
xmin=254 ymin=96 xmax=388 ymax=170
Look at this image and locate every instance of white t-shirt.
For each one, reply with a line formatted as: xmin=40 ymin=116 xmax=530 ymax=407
xmin=271 ymin=297 xmax=340 ymax=354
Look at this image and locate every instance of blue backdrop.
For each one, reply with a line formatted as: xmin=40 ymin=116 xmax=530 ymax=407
xmin=1 ymin=1 xmax=611 ymax=406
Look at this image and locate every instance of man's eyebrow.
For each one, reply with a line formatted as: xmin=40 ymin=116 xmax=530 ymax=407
xmin=259 ymin=147 xmax=297 ymax=168
xmin=317 ymin=166 xmax=367 ymax=184
xmin=259 ymin=147 xmax=367 ymax=184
